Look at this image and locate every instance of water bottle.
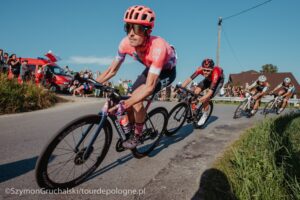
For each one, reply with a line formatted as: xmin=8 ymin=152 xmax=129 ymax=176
xmin=119 ymin=112 xmax=131 ymax=134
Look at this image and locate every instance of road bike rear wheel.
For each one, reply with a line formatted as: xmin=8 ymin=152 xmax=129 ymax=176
xmin=35 ymin=114 xmax=112 ymax=189
xmin=165 ymin=102 xmax=189 ymax=136
xmin=131 ymin=107 xmax=168 ymax=159
xmin=193 ymin=101 xmax=214 ymax=129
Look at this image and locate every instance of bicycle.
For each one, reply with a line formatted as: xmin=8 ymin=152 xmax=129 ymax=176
xmin=165 ymin=85 xmax=213 ymax=136
xmin=35 ymin=78 xmax=168 ymax=189
xmin=262 ymin=94 xmax=284 ymax=116
xmin=233 ymin=92 xmax=256 ymax=119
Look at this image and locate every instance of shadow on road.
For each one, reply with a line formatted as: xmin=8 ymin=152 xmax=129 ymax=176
xmin=87 ymin=153 xmax=134 ymax=181
xmin=88 ymin=124 xmax=195 ymax=181
xmin=191 ymin=168 xmax=237 ymax=200
xmin=200 ymin=115 xmax=218 ymax=129
xmin=149 ymin=123 xmax=194 ymax=157
xmin=0 ymin=156 xmax=38 ymax=183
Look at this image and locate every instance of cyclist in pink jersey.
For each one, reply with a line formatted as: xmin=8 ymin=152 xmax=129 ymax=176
xmin=180 ymin=59 xmax=224 ymax=126
xmin=96 ymin=5 xmax=176 ymax=149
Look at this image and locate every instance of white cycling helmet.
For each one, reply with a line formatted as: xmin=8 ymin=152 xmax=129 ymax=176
xmin=284 ymin=77 xmax=291 ymax=84
xmin=258 ymin=75 xmax=267 ymax=82
xmin=177 ymin=82 xmax=182 ymax=86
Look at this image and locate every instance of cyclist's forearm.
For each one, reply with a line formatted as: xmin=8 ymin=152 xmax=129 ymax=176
xmin=96 ymin=60 xmax=121 ymax=83
xmin=282 ymin=92 xmax=290 ymax=98
xmin=182 ymin=77 xmax=192 ymax=88
xmin=199 ymin=90 xmax=213 ymax=103
xmin=97 ymin=71 xmax=114 ymax=83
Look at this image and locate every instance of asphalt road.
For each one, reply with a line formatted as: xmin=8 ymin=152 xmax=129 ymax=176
xmin=0 ymin=98 xmax=270 ymax=200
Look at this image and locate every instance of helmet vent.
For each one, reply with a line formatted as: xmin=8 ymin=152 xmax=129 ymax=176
xmin=141 ymin=14 xmax=147 ymax=20
xmin=129 ymin=9 xmax=134 ymax=19
xmin=150 ymin=17 xmax=154 ymax=22
xmin=134 ymin=13 xmax=139 ymax=19
xmin=138 ymin=7 xmax=143 ymax=11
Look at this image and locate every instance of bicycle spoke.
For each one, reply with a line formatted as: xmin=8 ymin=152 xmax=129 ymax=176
xmin=62 ymin=138 xmax=75 ymax=151
xmin=56 ymin=147 xmax=74 ymax=152
xmin=53 ymin=151 xmax=74 ymax=157
xmin=48 ymin=154 xmax=75 ymax=174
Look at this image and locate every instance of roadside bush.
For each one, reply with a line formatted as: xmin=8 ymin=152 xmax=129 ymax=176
xmin=0 ymin=74 xmax=58 ymax=114
xmin=214 ymin=112 xmax=300 ymax=200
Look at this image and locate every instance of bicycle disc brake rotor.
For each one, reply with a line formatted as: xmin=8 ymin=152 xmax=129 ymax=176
xmin=74 ymin=146 xmax=94 ymax=165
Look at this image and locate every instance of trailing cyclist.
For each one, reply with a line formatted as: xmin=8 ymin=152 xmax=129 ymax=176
xmin=180 ymin=58 xmax=224 ymax=126
xmin=269 ymin=77 xmax=296 ymax=114
xmin=96 ymin=5 xmax=177 ymax=149
xmin=246 ymin=75 xmax=269 ymax=116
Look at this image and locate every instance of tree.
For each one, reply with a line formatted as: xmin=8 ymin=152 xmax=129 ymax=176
xmin=260 ymin=64 xmax=278 ymax=73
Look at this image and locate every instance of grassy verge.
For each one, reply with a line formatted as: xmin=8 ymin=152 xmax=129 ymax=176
xmin=0 ymin=74 xmax=60 ymax=114
xmin=213 ymin=112 xmax=300 ymax=200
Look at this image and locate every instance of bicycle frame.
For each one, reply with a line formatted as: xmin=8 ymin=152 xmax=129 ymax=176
xmin=268 ymin=95 xmax=283 ymax=112
xmin=174 ymin=86 xmax=206 ymax=122
xmin=74 ymin=88 xmax=155 ymax=158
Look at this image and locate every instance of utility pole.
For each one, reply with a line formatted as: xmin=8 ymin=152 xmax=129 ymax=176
xmin=216 ymin=17 xmax=222 ymax=66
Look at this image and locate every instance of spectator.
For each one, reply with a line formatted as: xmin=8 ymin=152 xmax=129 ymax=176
xmin=72 ymin=72 xmax=88 ymax=96
xmin=127 ymin=80 xmax=133 ymax=94
xmin=69 ymin=79 xmax=80 ymax=94
xmin=83 ymin=69 xmax=89 ymax=79
xmin=8 ymin=54 xmax=21 ymax=78
xmin=35 ymin=65 xmax=44 ymax=86
xmin=20 ymin=60 xmax=29 ymax=82
xmin=2 ymin=52 xmax=9 ymax=73
xmin=64 ymin=65 xmax=72 ymax=75
xmin=42 ymin=63 xmax=53 ymax=87
xmin=0 ymin=49 xmax=4 ymax=73
xmin=93 ymin=71 xmax=101 ymax=97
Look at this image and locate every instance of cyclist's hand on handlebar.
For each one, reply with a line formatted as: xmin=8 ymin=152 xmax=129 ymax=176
xmin=114 ymin=101 xmax=126 ymax=116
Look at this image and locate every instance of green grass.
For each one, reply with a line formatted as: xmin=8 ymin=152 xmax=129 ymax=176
xmin=0 ymin=74 xmax=59 ymax=114
xmin=213 ymin=112 xmax=300 ymax=200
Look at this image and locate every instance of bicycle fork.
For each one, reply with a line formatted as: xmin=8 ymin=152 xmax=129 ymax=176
xmin=74 ymin=112 xmax=107 ymax=160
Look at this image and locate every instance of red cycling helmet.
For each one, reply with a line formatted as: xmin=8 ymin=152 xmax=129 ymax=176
xmin=202 ymin=58 xmax=215 ymax=69
xmin=123 ymin=5 xmax=156 ymax=29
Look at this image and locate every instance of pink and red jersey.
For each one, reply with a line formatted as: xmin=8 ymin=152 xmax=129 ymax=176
xmin=116 ymin=36 xmax=176 ymax=75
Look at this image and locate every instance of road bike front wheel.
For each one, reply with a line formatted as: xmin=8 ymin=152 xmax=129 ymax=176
xmin=233 ymin=100 xmax=248 ymax=119
xmin=131 ymin=107 xmax=168 ymax=159
xmin=262 ymin=99 xmax=276 ymax=117
xmin=165 ymin=102 xmax=189 ymax=136
xmin=35 ymin=114 xmax=112 ymax=189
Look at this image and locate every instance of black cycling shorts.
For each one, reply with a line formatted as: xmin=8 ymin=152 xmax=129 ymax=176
xmin=197 ymin=76 xmax=224 ymax=98
xmin=131 ymin=67 xmax=176 ymax=94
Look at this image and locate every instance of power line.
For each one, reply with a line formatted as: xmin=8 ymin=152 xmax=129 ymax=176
xmin=222 ymin=26 xmax=242 ymax=69
xmin=223 ymin=0 xmax=273 ymax=21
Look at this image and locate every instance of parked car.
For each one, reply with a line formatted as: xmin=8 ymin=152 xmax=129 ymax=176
xmin=8 ymin=57 xmax=72 ymax=92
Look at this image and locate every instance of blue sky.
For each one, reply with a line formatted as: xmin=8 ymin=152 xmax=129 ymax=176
xmin=1 ymin=0 xmax=299 ymax=84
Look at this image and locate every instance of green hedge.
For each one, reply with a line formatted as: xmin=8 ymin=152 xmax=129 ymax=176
xmin=214 ymin=112 xmax=300 ymax=200
xmin=0 ymin=74 xmax=58 ymax=114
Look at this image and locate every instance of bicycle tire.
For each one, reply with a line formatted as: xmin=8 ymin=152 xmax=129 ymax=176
xmin=131 ymin=107 xmax=168 ymax=159
xmin=262 ymin=99 xmax=275 ymax=117
xmin=193 ymin=101 xmax=214 ymax=129
xmin=233 ymin=100 xmax=247 ymax=119
xmin=165 ymin=102 xmax=189 ymax=136
xmin=35 ymin=114 xmax=112 ymax=189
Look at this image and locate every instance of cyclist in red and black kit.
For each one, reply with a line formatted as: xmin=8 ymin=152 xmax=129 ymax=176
xmin=181 ymin=58 xmax=224 ymax=126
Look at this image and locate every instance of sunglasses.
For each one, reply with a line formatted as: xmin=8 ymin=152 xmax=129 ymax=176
xmin=124 ymin=23 xmax=149 ymax=36
xmin=203 ymin=69 xmax=212 ymax=73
